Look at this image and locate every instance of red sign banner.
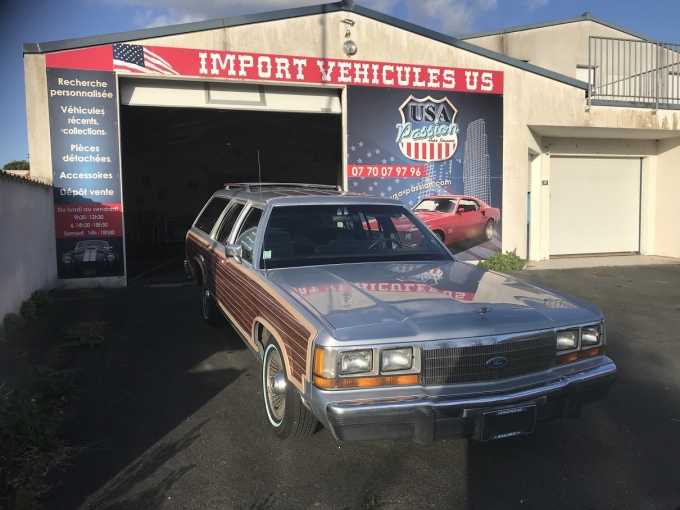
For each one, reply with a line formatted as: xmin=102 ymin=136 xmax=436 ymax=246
xmin=45 ymin=44 xmax=504 ymax=94
xmin=54 ymin=203 xmax=123 ymax=239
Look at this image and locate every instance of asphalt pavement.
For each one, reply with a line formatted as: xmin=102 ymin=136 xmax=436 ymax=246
xmin=47 ymin=264 xmax=680 ymax=510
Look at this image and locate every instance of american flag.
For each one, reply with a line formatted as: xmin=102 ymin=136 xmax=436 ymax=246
xmin=113 ymin=44 xmax=179 ymax=75
xmin=399 ymin=140 xmax=457 ymax=162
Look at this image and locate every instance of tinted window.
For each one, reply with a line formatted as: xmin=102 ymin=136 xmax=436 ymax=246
xmin=260 ymin=204 xmax=451 ymax=269
xmin=216 ymin=202 xmax=246 ymax=243
xmin=195 ymin=198 xmax=230 ymax=234
xmin=234 ymin=208 xmax=263 ymax=264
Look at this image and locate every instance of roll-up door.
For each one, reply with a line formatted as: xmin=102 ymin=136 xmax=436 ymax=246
xmin=119 ymin=78 xmax=342 ymax=114
xmin=549 ymin=156 xmax=641 ymax=256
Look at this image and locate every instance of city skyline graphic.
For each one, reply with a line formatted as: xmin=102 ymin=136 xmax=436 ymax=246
xmin=463 ymin=119 xmax=491 ymax=204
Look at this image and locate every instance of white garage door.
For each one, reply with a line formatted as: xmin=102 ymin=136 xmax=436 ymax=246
xmin=119 ymin=78 xmax=341 ymax=114
xmin=550 ymin=156 xmax=641 ymax=256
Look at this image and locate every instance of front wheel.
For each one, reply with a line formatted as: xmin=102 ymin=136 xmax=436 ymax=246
xmin=262 ymin=336 xmax=317 ymax=440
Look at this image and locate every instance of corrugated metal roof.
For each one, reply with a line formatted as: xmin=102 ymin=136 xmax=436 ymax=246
xmin=458 ymin=12 xmax=655 ymax=43
xmin=21 ymin=0 xmax=588 ymax=91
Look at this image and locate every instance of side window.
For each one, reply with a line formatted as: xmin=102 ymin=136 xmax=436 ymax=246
xmin=459 ymin=199 xmax=479 ymax=213
xmin=215 ymin=202 xmax=246 ymax=243
xmin=234 ymin=208 xmax=263 ymax=264
xmin=195 ymin=198 xmax=230 ymax=235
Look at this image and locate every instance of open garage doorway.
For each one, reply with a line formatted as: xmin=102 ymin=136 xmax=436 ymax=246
xmin=119 ymin=104 xmax=342 ymax=284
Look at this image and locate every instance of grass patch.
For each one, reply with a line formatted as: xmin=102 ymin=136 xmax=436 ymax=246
xmin=59 ymin=320 xmax=106 ymax=348
xmin=2 ymin=314 xmax=26 ymax=343
xmin=0 ymin=367 xmax=77 ymax=509
xmin=478 ymin=249 xmax=527 ymax=271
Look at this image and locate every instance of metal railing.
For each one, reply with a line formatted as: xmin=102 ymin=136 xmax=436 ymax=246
xmin=587 ymin=36 xmax=680 ymax=110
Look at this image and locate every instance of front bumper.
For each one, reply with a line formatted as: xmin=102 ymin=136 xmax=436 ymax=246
xmin=325 ymin=361 xmax=617 ymax=444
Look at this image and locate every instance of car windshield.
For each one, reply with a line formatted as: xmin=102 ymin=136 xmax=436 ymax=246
xmin=414 ymin=198 xmax=457 ymax=213
xmin=75 ymin=240 xmax=108 ymax=248
xmin=261 ymin=204 xmax=451 ymax=269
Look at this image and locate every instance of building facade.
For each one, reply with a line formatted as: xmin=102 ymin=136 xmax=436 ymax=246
xmin=21 ymin=1 xmax=680 ymax=287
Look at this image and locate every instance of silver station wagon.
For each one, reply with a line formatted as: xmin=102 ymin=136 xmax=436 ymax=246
xmin=185 ymin=183 xmax=617 ymax=444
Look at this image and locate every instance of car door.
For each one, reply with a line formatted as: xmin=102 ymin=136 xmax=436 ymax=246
xmin=454 ymin=199 xmax=481 ymax=241
xmin=189 ymin=196 xmax=232 ymax=287
xmin=211 ymin=204 xmax=264 ymax=348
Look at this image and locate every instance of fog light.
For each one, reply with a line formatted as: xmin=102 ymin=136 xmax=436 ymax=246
xmin=582 ymin=325 xmax=602 ymax=347
xmin=340 ymin=350 xmax=372 ymax=375
xmin=556 ymin=329 xmax=579 ymax=351
xmin=381 ymin=347 xmax=413 ymax=372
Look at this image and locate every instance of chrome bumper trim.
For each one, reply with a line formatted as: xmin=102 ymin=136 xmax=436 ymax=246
xmin=325 ymin=362 xmax=617 ymax=443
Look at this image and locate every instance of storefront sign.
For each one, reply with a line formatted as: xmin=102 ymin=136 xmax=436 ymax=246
xmin=46 ymin=68 xmax=124 ymax=279
xmin=46 ymin=44 xmax=504 ymax=93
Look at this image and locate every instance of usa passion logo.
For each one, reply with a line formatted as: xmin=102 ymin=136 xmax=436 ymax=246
xmin=396 ymin=95 xmax=460 ymax=163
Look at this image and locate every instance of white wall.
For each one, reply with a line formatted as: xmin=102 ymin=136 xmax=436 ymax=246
xmin=462 ymin=20 xmax=642 ymax=79
xmin=655 ymin=138 xmax=680 ymax=258
xmin=0 ymin=173 xmax=57 ymax=318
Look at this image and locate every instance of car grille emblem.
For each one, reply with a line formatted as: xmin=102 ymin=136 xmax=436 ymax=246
xmin=486 ymin=357 xmax=508 ymax=369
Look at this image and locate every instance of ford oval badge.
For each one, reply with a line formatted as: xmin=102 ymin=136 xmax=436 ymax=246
xmin=487 ymin=357 xmax=508 ymax=369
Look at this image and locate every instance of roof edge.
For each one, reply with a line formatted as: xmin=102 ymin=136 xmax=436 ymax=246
xmin=0 ymin=170 xmax=52 ymax=187
xmin=348 ymin=3 xmax=588 ymax=90
xmin=22 ymin=0 xmax=588 ymax=91
xmin=458 ymin=13 xmax=656 ymax=43
xmin=23 ymin=1 xmax=345 ymax=54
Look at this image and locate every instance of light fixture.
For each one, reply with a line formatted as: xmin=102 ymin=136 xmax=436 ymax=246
xmin=343 ymin=40 xmax=358 ymax=56
xmin=340 ymin=18 xmax=355 ymax=26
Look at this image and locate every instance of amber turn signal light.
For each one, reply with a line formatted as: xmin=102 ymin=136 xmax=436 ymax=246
xmin=555 ymin=346 xmax=603 ymax=365
xmin=313 ymin=375 xmax=335 ymax=389
xmin=313 ymin=347 xmax=325 ymax=376
xmin=338 ymin=374 xmax=420 ymax=388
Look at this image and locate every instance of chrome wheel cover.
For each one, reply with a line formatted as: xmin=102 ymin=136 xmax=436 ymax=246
xmin=265 ymin=347 xmax=286 ymax=424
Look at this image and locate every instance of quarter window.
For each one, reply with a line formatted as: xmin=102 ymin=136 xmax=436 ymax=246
xmin=195 ymin=198 xmax=230 ymax=235
xmin=216 ymin=203 xmax=246 ymax=243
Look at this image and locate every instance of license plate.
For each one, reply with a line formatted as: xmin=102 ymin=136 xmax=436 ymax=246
xmin=480 ymin=405 xmax=537 ymax=441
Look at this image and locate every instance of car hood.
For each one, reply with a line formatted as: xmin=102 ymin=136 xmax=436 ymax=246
xmin=270 ymin=261 xmax=602 ymax=340
xmin=413 ymin=211 xmax=447 ymax=222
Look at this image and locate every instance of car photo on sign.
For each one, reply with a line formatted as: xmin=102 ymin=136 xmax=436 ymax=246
xmin=412 ymin=195 xmax=501 ymax=247
xmin=59 ymin=239 xmax=121 ymax=277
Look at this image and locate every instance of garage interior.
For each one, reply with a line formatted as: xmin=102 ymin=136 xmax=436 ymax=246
xmin=119 ymin=79 xmax=343 ymax=283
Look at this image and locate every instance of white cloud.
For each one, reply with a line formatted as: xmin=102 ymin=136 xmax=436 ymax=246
xmin=523 ymin=0 xmax=548 ymax=11
xmin=107 ymin=0 xmax=498 ymax=33
xmin=404 ymin=0 xmax=498 ymax=34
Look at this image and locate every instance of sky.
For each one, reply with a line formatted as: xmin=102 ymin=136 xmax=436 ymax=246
xmin=0 ymin=0 xmax=679 ymax=167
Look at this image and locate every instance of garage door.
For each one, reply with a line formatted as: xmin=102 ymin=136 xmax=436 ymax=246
xmin=550 ymin=156 xmax=641 ymax=256
xmin=120 ymin=78 xmax=341 ymax=114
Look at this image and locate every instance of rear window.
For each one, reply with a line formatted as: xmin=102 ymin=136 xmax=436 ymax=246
xmin=194 ymin=198 xmax=230 ymax=235
xmin=261 ymin=204 xmax=451 ymax=269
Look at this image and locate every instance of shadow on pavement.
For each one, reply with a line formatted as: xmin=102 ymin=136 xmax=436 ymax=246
xmin=45 ymin=285 xmax=246 ymax=510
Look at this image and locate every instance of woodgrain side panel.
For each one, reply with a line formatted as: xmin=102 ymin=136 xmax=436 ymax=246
xmin=186 ymin=231 xmax=317 ymax=391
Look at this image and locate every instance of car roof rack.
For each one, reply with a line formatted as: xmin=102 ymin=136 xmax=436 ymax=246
xmin=224 ymin=182 xmax=343 ymax=192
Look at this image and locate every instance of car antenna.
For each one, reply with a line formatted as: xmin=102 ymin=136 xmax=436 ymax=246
xmin=258 ymin=149 xmax=267 ymax=273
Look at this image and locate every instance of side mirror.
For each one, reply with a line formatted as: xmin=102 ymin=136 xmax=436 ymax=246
xmin=225 ymin=244 xmax=243 ymax=263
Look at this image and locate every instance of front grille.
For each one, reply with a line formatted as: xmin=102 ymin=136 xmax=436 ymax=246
xmin=422 ymin=334 xmax=556 ymax=386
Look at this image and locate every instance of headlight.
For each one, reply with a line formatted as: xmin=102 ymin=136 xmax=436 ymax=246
xmin=106 ymin=253 xmax=116 ymax=262
xmin=340 ymin=350 xmax=372 ymax=375
xmin=381 ymin=347 xmax=413 ymax=372
xmin=581 ymin=325 xmax=602 ymax=347
xmin=61 ymin=256 xmax=72 ymax=264
xmin=556 ymin=329 xmax=579 ymax=351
